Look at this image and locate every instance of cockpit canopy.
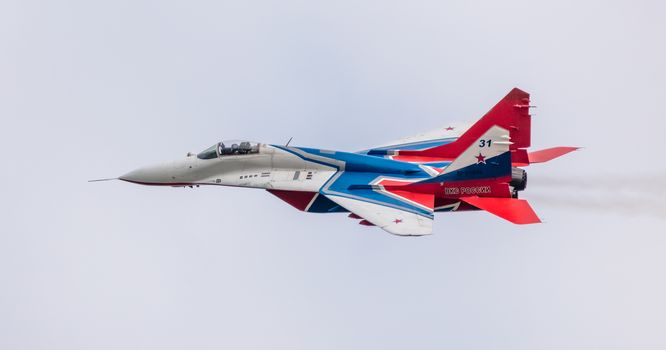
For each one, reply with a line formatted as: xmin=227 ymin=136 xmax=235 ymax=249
xmin=197 ymin=140 xmax=261 ymax=160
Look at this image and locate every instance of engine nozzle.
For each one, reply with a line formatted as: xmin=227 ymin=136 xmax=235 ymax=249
xmin=510 ymin=167 xmax=527 ymax=192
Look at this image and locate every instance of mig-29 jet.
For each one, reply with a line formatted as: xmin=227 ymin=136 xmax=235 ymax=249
xmin=98 ymin=88 xmax=577 ymax=236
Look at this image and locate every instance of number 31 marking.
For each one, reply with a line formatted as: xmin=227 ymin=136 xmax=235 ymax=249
xmin=479 ymin=139 xmax=492 ymax=147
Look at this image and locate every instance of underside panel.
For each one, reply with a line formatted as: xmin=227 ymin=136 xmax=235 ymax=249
xmin=267 ymin=189 xmax=317 ymax=211
xmin=267 ymin=189 xmax=347 ymax=213
xmin=307 ymin=194 xmax=348 ymax=213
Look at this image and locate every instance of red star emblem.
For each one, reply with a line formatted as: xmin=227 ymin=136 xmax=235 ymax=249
xmin=445 ymin=126 xmax=454 ymax=131
xmin=475 ymin=153 xmax=486 ymax=164
xmin=393 ymin=219 xmax=403 ymax=224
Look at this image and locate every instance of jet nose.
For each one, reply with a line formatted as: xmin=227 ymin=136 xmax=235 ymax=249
xmin=119 ymin=163 xmax=174 ymax=185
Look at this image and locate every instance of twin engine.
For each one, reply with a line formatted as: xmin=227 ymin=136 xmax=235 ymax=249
xmin=510 ymin=167 xmax=527 ymax=197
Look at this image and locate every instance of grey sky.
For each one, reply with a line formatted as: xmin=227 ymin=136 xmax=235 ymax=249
xmin=2 ymin=0 xmax=665 ymax=349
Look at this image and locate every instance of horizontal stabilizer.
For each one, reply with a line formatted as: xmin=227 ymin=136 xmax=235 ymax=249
xmin=529 ymin=147 xmax=579 ymax=164
xmin=460 ymin=196 xmax=541 ymax=224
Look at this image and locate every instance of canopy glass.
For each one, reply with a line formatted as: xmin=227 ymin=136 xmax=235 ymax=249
xmin=197 ymin=140 xmax=260 ymax=160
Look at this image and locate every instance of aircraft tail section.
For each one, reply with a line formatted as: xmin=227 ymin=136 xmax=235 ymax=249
xmin=395 ymin=88 xmax=578 ymax=167
xmin=400 ymin=88 xmax=532 ymax=159
xmin=418 ymin=125 xmax=513 ymax=184
xmin=409 ymin=125 xmax=541 ymax=224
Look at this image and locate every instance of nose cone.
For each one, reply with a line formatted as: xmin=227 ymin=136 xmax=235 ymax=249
xmin=119 ymin=162 xmax=174 ymax=185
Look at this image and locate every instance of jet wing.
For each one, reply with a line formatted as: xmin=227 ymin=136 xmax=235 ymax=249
xmin=324 ymin=194 xmax=433 ymax=236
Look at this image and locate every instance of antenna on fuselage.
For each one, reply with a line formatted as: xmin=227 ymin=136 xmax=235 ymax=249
xmin=285 ymin=136 xmax=293 ymax=147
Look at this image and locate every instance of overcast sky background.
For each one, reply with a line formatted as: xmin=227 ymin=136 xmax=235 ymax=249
xmin=2 ymin=0 xmax=665 ymax=349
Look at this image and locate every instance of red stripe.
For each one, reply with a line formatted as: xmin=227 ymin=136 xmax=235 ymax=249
xmin=267 ymin=189 xmax=318 ymax=211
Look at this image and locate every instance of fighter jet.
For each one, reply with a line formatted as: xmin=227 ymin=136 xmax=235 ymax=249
xmin=99 ymin=88 xmax=577 ymax=236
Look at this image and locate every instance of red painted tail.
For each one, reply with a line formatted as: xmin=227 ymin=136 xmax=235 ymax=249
xmin=400 ymin=88 xmax=532 ymax=158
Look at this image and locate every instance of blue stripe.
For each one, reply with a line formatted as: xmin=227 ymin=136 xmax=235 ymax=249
xmin=271 ymin=145 xmax=434 ymax=218
xmin=307 ymin=195 xmax=348 ymax=213
xmin=421 ymin=151 xmax=512 ymax=184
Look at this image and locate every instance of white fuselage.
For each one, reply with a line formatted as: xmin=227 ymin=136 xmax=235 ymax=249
xmin=120 ymin=144 xmax=336 ymax=192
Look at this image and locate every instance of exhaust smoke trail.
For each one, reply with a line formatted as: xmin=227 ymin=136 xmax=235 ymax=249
xmin=526 ymin=174 xmax=666 ymax=219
